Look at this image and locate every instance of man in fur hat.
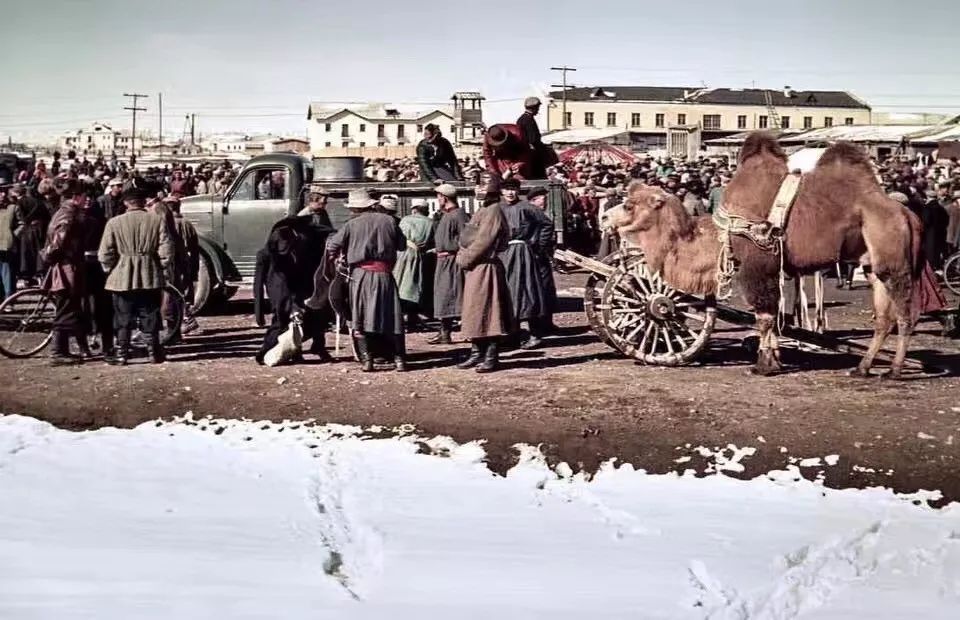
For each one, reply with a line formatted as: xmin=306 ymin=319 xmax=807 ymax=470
xmin=498 ymin=177 xmax=547 ymax=349
xmin=482 ymin=124 xmax=533 ymax=184
xmin=326 ymin=189 xmax=407 ymax=372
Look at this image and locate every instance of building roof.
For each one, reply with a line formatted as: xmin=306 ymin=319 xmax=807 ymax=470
xmin=541 ymin=127 xmax=629 ymax=145
xmin=780 ymin=125 xmax=933 ymax=143
xmin=307 ymin=102 xmax=454 ymax=122
xmin=548 ymin=86 xmax=870 ymax=109
xmin=908 ymin=125 xmax=960 ymax=143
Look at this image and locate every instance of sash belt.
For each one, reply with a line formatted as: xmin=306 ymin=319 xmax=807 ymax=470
xmin=358 ymin=260 xmax=390 ymax=273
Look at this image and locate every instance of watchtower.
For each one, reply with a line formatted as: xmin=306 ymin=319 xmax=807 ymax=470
xmin=451 ymin=92 xmax=485 ymax=144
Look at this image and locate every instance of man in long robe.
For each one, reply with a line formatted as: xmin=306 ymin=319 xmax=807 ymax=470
xmin=326 ymin=189 xmax=406 ymax=372
xmin=393 ymin=202 xmax=434 ymax=329
xmin=526 ymin=186 xmax=558 ymax=333
xmin=428 ymin=184 xmax=470 ymax=345
xmin=455 ymin=193 xmax=511 ymax=373
xmin=498 ymin=178 xmax=546 ymax=349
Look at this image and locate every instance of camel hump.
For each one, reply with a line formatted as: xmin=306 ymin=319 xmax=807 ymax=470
xmin=816 ymin=141 xmax=872 ymax=170
xmin=738 ymin=131 xmax=787 ymax=165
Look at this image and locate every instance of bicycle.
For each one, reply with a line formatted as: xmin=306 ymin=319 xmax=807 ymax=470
xmin=944 ymin=250 xmax=960 ymax=296
xmin=0 ymin=283 xmax=184 ymax=359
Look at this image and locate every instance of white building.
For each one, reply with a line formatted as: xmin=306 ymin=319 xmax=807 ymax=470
xmin=59 ymin=122 xmax=143 ymax=155
xmin=306 ymin=103 xmax=455 ymax=153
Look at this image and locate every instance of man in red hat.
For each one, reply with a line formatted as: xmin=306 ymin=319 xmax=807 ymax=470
xmin=482 ymin=124 xmax=532 ymax=184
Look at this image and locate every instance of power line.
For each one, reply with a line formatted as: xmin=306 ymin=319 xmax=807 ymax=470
xmin=123 ymin=93 xmax=147 ymax=159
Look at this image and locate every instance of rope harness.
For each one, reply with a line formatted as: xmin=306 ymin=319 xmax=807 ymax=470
xmin=711 ymin=174 xmax=803 ymax=331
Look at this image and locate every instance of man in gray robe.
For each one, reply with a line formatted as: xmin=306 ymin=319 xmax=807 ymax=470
xmin=526 ymin=186 xmax=558 ymax=333
xmin=428 ymin=184 xmax=470 ymax=345
xmin=498 ymin=178 xmax=545 ymax=349
xmin=393 ymin=202 xmax=434 ymax=329
xmin=326 ymin=189 xmax=407 ymax=372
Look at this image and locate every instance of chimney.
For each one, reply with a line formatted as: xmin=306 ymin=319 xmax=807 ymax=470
xmin=783 ymin=86 xmax=793 ymax=98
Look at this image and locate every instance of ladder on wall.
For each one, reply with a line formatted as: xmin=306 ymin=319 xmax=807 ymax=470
xmin=763 ymin=90 xmax=781 ymax=130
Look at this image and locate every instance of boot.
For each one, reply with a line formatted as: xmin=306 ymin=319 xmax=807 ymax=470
xmin=456 ymin=342 xmax=484 ymax=369
xmin=427 ymin=321 xmax=452 ymax=345
xmin=106 ymin=346 xmax=129 ymax=366
xmin=148 ymin=334 xmax=166 ymax=364
xmin=520 ymin=334 xmax=542 ymax=350
xmin=50 ymin=330 xmax=82 ymax=366
xmin=393 ymin=335 xmax=407 ymax=372
xmin=355 ymin=335 xmax=374 ymax=372
xmin=75 ymin=333 xmax=94 ymax=359
xmin=476 ymin=340 xmax=500 ymax=373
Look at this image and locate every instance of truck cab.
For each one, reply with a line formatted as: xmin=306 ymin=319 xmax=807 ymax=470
xmin=179 ymin=153 xmax=312 ymax=310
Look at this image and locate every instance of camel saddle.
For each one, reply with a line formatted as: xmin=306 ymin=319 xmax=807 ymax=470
xmin=713 ymin=172 xmax=802 ymax=252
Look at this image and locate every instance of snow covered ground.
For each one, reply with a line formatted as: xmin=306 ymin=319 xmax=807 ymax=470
xmin=1 ymin=414 xmax=959 ymax=619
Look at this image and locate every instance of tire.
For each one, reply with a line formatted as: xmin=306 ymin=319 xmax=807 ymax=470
xmin=0 ymin=287 xmax=55 ymax=358
xmin=944 ymin=252 xmax=960 ymax=296
xmin=192 ymin=253 xmax=214 ymax=314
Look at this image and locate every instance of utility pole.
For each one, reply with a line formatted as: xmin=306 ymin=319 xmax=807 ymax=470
xmin=123 ymin=92 xmax=147 ymax=159
xmin=190 ymin=114 xmax=196 ymax=147
xmin=158 ymin=92 xmax=163 ymax=155
xmin=550 ymin=65 xmax=577 ymax=130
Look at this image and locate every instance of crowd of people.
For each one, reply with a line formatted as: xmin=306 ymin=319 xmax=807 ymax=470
xmin=3 ymin=97 xmax=960 ymax=371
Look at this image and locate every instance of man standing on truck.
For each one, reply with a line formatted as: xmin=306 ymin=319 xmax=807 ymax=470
xmin=325 ymin=189 xmax=407 ymax=372
xmin=416 ymin=124 xmax=462 ymax=183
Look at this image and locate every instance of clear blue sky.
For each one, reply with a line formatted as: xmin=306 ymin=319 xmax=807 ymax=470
xmin=1 ymin=0 xmax=958 ymax=142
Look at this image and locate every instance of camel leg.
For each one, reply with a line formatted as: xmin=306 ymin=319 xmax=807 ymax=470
xmin=752 ymin=312 xmax=782 ymax=376
xmin=850 ymin=274 xmax=894 ymax=377
xmin=882 ymin=277 xmax=915 ymax=380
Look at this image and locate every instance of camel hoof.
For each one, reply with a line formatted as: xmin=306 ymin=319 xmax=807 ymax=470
xmin=878 ymin=367 xmax=904 ymax=381
xmin=848 ymin=367 xmax=870 ymax=378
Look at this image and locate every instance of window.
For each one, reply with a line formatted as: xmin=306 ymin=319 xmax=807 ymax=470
xmin=759 ymin=115 xmax=769 ymax=129
xmin=702 ymin=114 xmax=721 ymax=130
xmin=803 ymin=116 xmax=813 ymax=129
xmin=341 ymin=124 xmax=349 ymax=137
xmin=233 ymin=168 xmax=288 ymax=201
xmin=324 ymin=123 xmax=331 ymax=132
xmin=450 ymin=125 xmax=455 ymax=134
xmin=780 ymin=116 xmax=790 ymax=129
xmin=341 ymin=141 xmax=349 ymax=148
xmin=655 ymin=113 xmax=665 ymax=128
xmin=564 ymin=112 xmax=572 ymax=127
xmin=824 ymin=116 xmax=834 ymax=127
xmin=359 ymin=142 xmax=365 ymax=147
xmin=677 ymin=113 xmax=686 ymax=125
xmin=324 ymin=141 xmax=331 ymax=147
xmin=359 ymin=124 xmax=366 ymax=132
xmin=584 ymin=112 xmax=594 ymax=126
xmin=737 ymin=115 xmax=747 ymax=129
xmin=845 ymin=117 xmax=854 ymax=125
xmin=416 ymin=124 xmax=423 ymax=133
xmin=607 ymin=112 xmax=617 ymax=127
xmin=397 ymin=125 xmax=405 ymax=139
xmin=631 ymin=113 xmax=641 ymax=127
xmin=377 ymin=124 xmax=385 ymax=137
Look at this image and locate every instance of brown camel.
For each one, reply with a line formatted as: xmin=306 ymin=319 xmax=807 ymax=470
xmin=604 ymin=132 xmax=923 ymax=377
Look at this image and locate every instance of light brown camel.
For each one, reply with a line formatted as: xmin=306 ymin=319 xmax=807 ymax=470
xmin=604 ymin=133 xmax=923 ymax=377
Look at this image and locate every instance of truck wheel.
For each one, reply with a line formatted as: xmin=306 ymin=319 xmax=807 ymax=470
xmin=193 ymin=254 xmax=214 ymax=314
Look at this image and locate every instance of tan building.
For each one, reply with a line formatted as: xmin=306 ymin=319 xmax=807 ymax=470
xmin=306 ymin=103 xmax=455 ymax=154
xmin=547 ymin=86 xmax=872 ymax=140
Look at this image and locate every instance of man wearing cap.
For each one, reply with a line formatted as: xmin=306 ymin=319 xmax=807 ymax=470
xmin=416 ymin=124 xmax=462 ymax=183
xmin=482 ymin=123 xmax=533 ymax=184
xmin=525 ymin=186 xmax=558 ymax=332
xmin=98 ymin=186 xmax=174 ymax=365
xmin=40 ymin=181 xmax=94 ymax=365
xmin=516 ymin=97 xmax=555 ymax=180
xmin=393 ymin=200 xmax=434 ymax=330
xmin=98 ymin=178 xmax=125 ymax=220
xmin=326 ymin=189 xmax=407 ymax=372
xmin=0 ymin=185 xmax=17 ymax=300
xmin=498 ymin=177 xmax=547 ymax=349
xmin=79 ymin=182 xmax=113 ymax=356
xmin=428 ymin=183 xmax=471 ymax=344
xmin=12 ymin=182 xmax=49 ymax=285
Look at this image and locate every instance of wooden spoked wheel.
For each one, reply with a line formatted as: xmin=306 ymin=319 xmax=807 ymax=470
xmin=600 ymin=258 xmax=716 ymax=365
xmin=584 ymin=249 xmax=645 ymax=351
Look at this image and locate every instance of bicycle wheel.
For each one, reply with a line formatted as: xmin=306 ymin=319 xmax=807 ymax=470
xmin=0 ymin=288 xmax=56 ymax=358
xmin=944 ymin=252 xmax=960 ymax=296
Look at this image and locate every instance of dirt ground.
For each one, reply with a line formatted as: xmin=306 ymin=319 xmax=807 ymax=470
xmin=2 ymin=272 xmax=960 ymax=501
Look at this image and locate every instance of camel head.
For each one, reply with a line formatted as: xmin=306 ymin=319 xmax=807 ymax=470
xmin=603 ymin=181 xmax=694 ymax=243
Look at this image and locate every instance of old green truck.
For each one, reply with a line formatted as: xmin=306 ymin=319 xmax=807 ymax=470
xmin=179 ymin=153 xmax=564 ymax=312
